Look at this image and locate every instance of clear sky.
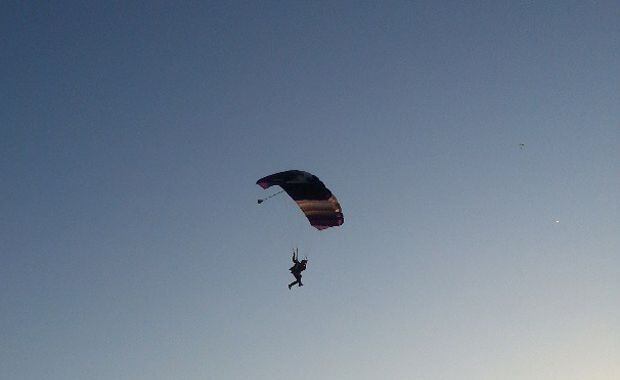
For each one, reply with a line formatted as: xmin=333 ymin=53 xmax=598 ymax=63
xmin=1 ymin=1 xmax=618 ymax=379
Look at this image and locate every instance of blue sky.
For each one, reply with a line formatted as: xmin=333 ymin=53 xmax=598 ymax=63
xmin=1 ymin=1 xmax=619 ymax=379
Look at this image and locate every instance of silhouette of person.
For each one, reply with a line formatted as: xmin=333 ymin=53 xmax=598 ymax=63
xmin=288 ymin=248 xmax=307 ymax=289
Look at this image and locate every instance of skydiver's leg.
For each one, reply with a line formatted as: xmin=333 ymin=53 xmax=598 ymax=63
xmin=288 ymin=273 xmax=302 ymax=289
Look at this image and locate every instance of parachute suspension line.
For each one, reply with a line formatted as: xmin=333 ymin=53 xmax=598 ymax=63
xmin=257 ymin=189 xmax=285 ymax=204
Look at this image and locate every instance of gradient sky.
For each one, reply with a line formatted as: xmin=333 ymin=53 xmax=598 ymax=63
xmin=1 ymin=1 xmax=619 ymax=379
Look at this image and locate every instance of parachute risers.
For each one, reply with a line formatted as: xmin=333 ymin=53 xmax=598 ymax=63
xmin=257 ymin=189 xmax=285 ymax=204
xmin=256 ymin=170 xmax=344 ymax=230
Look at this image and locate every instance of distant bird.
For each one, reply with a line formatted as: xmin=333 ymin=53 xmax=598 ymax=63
xmin=519 ymin=143 xmax=525 ymax=150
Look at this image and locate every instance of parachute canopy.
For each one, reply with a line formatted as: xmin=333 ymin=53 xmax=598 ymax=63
xmin=256 ymin=170 xmax=344 ymax=230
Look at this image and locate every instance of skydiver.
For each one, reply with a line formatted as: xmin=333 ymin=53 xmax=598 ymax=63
xmin=288 ymin=248 xmax=308 ymax=289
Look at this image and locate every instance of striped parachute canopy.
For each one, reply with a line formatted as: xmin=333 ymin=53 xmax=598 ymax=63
xmin=256 ymin=170 xmax=344 ymax=230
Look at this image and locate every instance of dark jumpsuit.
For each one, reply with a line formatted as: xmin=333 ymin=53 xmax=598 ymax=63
xmin=289 ymin=260 xmax=307 ymax=288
